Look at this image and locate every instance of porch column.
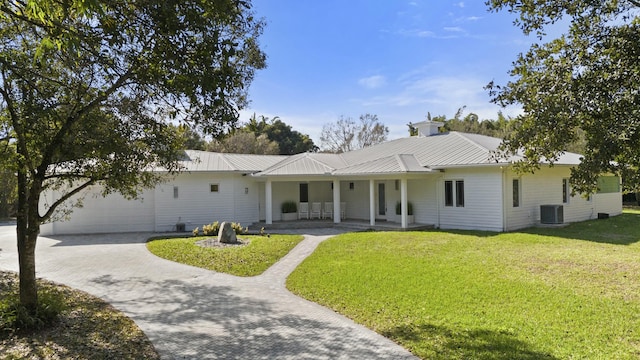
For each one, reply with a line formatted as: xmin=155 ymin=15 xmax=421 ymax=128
xmin=401 ymin=178 xmax=408 ymax=229
xmin=333 ymin=179 xmax=341 ymax=224
xmin=369 ymin=179 xmax=375 ymax=226
xmin=265 ymin=179 xmax=273 ymax=225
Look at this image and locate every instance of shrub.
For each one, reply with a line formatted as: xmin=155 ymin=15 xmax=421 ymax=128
xmin=395 ymin=201 xmax=413 ymax=215
xmin=281 ymin=201 xmax=297 ymax=213
xmin=231 ymin=222 xmax=248 ymax=235
xmin=0 ymin=286 xmax=66 ymax=332
xmin=192 ymin=227 xmax=200 ymax=236
xmin=202 ymin=221 xmax=220 ymax=236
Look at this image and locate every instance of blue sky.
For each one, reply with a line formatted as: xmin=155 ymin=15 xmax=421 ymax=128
xmin=241 ymin=1 xmax=537 ymax=144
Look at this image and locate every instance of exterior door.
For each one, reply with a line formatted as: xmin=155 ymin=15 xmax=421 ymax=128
xmin=377 ymin=183 xmax=386 ymax=220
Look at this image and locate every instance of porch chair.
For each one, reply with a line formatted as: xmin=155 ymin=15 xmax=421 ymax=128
xmin=323 ymin=202 xmax=333 ymax=219
xmin=310 ymin=202 xmax=322 ymax=219
xmin=298 ymin=202 xmax=309 ymax=219
xmin=340 ymin=202 xmax=346 ymax=220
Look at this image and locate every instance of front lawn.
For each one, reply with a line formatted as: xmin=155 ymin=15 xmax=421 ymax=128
xmin=287 ymin=210 xmax=640 ymax=359
xmin=146 ymin=234 xmax=304 ymax=276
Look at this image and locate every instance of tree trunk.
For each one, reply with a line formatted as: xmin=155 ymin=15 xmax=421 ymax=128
xmin=16 ymin=168 xmax=39 ymax=311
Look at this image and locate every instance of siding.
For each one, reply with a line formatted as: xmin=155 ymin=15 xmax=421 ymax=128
xmin=154 ymin=173 xmax=258 ymax=232
xmin=409 ymin=178 xmax=438 ymax=225
xmin=504 ymin=167 xmax=621 ymax=231
xmin=593 ymin=192 xmax=623 ymax=216
xmin=40 ymin=186 xmax=155 ymax=235
xmin=438 ymin=168 xmax=504 ymax=232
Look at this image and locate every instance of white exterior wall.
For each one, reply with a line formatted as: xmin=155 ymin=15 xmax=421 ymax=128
xmin=593 ymin=192 xmax=623 ymax=216
xmin=409 ymin=178 xmax=438 ymax=225
xmin=504 ymin=167 xmax=621 ymax=231
xmin=438 ymin=168 xmax=504 ymax=232
xmin=339 ymin=180 xmax=371 ymax=220
xmin=40 ymin=186 xmax=155 ymax=235
xmin=154 ymin=172 xmax=259 ymax=232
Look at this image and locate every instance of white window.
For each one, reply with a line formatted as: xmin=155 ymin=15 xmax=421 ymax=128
xmin=562 ymin=178 xmax=570 ymax=203
xmin=445 ymin=180 xmax=465 ymax=207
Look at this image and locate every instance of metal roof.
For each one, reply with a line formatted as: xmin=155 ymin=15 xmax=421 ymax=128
xmin=178 ymin=150 xmax=287 ymax=172
xmin=173 ymin=131 xmax=583 ymax=176
xmin=334 ymin=154 xmax=432 ymax=175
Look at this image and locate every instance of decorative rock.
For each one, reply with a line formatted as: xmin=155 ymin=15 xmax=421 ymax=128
xmin=217 ymin=222 xmax=237 ymax=244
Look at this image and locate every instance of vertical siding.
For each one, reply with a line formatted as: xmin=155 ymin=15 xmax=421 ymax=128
xmin=439 ymin=168 xmax=504 ymax=232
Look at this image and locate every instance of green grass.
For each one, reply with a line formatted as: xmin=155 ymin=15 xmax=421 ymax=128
xmin=146 ymin=234 xmax=304 ymax=276
xmin=287 ymin=210 xmax=640 ymax=359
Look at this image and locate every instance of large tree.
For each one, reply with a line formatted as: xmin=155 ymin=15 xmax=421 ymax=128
xmin=486 ymin=1 xmax=640 ymax=194
xmin=0 ymin=0 xmax=265 ymax=310
xmin=320 ymin=113 xmax=388 ymax=153
xmin=243 ymin=114 xmax=317 ymax=154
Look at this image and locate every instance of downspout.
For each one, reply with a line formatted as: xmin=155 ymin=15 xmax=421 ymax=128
xmin=501 ymin=167 xmax=507 ymax=232
xmin=436 ymin=173 xmax=443 ymax=229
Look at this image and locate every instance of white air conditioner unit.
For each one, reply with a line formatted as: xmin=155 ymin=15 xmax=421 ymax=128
xmin=540 ymin=205 xmax=563 ymax=224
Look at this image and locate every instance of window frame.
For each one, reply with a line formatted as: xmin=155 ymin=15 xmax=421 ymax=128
xmin=444 ymin=179 xmax=465 ymax=207
xmin=444 ymin=180 xmax=454 ymax=207
xmin=512 ymin=178 xmax=520 ymax=207
xmin=562 ymin=178 xmax=570 ymax=203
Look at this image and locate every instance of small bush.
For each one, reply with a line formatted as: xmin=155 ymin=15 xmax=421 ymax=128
xmin=0 ymin=287 xmax=66 ymax=332
xmin=281 ymin=201 xmax=297 ymax=213
xmin=192 ymin=227 xmax=200 ymax=236
xmin=231 ymin=222 xmax=248 ymax=235
xmin=202 ymin=221 xmax=220 ymax=236
xmin=395 ymin=201 xmax=413 ymax=215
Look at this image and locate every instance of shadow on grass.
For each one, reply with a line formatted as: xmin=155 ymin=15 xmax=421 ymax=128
xmin=516 ymin=212 xmax=640 ymax=246
xmin=382 ymin=323 xmax=557 ymax=360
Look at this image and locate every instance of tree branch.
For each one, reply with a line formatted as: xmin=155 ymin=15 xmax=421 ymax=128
xmin=39 ymin=178 xmax=95 ymax=223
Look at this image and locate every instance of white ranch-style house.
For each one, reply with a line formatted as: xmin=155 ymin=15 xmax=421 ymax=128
xmin=40 ymin=121 xmax=622 ymax=235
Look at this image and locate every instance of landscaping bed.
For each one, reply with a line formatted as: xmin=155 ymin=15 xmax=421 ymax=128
xmin=0 ymin=271 xmax=159 ymax=360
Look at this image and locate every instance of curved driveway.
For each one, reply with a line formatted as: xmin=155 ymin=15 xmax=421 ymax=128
xmin=0 ymin=224 xmax=416 ymax=359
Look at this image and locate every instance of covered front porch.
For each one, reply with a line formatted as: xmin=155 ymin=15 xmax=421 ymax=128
xmin=258 ymin=175 xmax=440 ymax=230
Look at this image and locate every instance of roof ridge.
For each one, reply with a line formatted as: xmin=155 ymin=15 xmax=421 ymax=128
xmin=305 ymin=153 xmax=337 ymax=171
xmin=218 ymin=153 xmax=238 ymax=171
xmin=451 ymin=131 xmax=491 ymax=153
xmin=395 ymin=154 xmax=409 ymax=172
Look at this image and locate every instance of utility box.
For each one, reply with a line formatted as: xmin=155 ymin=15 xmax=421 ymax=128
xmin=176 ymin=222 xmax=186 ymax=232
xmin=540 ymin=205 xmax=564 ymax=224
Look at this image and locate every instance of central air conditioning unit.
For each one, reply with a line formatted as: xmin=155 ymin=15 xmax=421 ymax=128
xmin=540 ymin=205 xmax=564 ymax=224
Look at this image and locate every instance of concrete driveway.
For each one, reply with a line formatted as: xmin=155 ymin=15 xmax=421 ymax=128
xmin=0 ymin=224 xmax=416 ymax=359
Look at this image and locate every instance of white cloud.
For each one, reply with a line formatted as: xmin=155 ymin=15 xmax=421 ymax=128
xmin=455 ymin=2 xmax=465 ymax=8
xmin=355 ymin=73 xmax=522 ymax=123
xmin=443 ymin=26 xmax=464 ymax=33
xmin=358 ymin=75 xmax=387 ymax=89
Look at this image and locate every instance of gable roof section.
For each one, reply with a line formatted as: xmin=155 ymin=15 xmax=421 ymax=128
xmin=340 ymin=132 xmax=496 ymax=168
xmin=334 ymin=154 xmax=432 ymax=175
xmin=179 ymin=150 xmax=287 ymax=172
xmin=256 ymin=152 xmax=346 ymax=176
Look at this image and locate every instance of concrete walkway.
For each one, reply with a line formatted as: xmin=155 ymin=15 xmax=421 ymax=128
xmin=0 ymin=224 xmax=416 ymax=359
